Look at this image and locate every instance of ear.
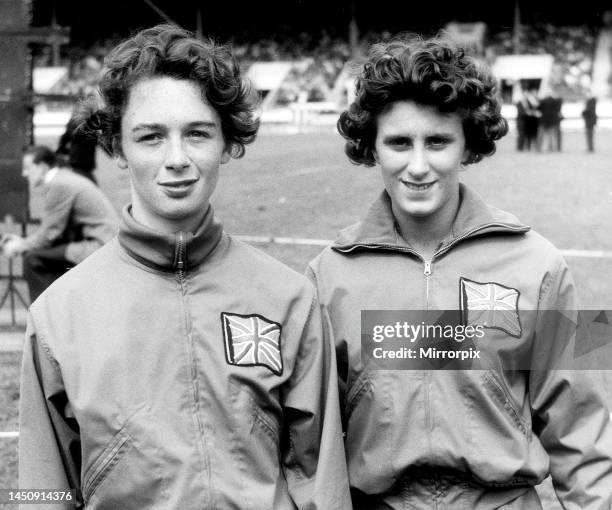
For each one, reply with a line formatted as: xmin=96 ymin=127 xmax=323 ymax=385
xmin=112 ymin=137 xmax=129 ymax=169
xmin=220 ymin=149 xmax=231 ymax=164
xmin=115 ymin=154 xmax=129 ymax=170
xmin=461 ymin=148 xmax=471 ymax=167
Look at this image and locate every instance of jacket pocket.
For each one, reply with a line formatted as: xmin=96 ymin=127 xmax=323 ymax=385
xmin=482 ymin=371 xmax=532 ymax=441
xmin=229 ymin=381 xmax=280 ymax=446
xmin=227 ymin=380 xmax=284 ymax=508
xmin=81 ymin=405 xmax=166 ymax=508
xmin=82 ymin=426 xmax=132 ymax=502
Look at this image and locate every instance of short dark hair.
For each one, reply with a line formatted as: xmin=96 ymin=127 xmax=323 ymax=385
xmin=79 ymin=24 xmax=259 ymax=158
xmin=337 ymin=35 xmax=508 ymax=166
xmin=24 ymin=145 xmax=57 ymax=168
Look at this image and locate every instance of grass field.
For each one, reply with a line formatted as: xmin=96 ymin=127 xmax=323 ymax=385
xmin=2 ymin=125 xmax=611 ymax=508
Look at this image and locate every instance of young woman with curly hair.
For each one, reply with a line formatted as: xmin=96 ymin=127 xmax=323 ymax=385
xmin=19 ymin=25 xmax=351 ymax=509
xmin=308 ymin=36 xmax=612 ymax=509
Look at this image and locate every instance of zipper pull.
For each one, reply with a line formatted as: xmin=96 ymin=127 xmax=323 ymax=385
xmin=423 ymin=260 xmax=432 ymax=276
xmin=176 ymin=232 xmax=186 ymax=275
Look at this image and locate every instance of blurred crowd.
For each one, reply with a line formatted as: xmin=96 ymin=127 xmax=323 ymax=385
xmin=33 ymin=24 xmax=599 ymax=104
xmin=487 ymin=24 xmax=596 ymax=100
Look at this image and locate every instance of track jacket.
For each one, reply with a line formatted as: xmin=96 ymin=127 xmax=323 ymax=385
xmin=20 ymin=205 xmax=351 ymax=510
xmin=307 ymin=185 xmax=612 ymax=509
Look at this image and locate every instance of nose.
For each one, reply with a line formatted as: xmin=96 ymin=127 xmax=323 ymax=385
xmin=406 ymin=145 xmax=429 ymax=180
xmin=165 ymin=137 xmax=190 ymax=171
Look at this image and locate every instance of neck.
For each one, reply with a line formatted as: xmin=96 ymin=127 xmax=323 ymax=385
xmin=392 ymin=193 xmax=460 ymax=260
xmin=130 ymin=203 xmax=207 ymax=235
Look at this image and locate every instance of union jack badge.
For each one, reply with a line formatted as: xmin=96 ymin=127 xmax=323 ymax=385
xmin=221 ymin=312 xmax=283 ymax=375
xmin=459 ymin=277 xmax=522 ymax=338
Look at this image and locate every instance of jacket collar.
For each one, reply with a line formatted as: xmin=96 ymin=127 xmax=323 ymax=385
xmin=333 ymin=184 xmax=530 ymax=255
xmin=118 ymin=205 xmax=223 ymax=272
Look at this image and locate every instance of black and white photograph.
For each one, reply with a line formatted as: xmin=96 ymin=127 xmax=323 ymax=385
xmin=0 ymin=1 xmax=611 ymax=508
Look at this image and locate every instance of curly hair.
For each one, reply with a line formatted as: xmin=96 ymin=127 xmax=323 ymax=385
xmin=78 ymin=24 xmax=259 ymax=158
xmin=337 ymin=35 xmax=508 ymax=166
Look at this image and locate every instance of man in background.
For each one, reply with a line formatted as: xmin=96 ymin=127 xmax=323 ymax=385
xmin=2 ymin=145 xmax=118 ymax=301
xmin=516 ymin=87 xmax=540 ymax=151
xmin=538 ymin=91 xmax=563 ymax=152
xmin=582 ymin=94 xmax=598 ymax=152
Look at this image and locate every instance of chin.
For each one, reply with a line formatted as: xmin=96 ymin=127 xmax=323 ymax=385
xmin=399 ymin=201 xmax=437 ymax=219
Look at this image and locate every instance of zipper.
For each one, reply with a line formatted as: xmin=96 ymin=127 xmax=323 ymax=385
xmin=176 ymin=231 xmax=186 ymax=283
xmin=174 ymin=232 xmax=214 ymax=505
xmin=423 ymin=259 xmax=432 ymax=309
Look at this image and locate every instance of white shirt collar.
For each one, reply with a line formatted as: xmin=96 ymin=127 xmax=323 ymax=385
xmin=44 ymin=167 xmax=59 ymax=184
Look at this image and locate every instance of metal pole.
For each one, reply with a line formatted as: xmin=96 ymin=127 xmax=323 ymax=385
xmin=196 ymin=7 xmax=203 ymax=39
xmin=142 ymin=0 xmax=180 ymax=26
xmin=349 ymin=0 xmax=359 ymax=59
xmin=512 ymin=0 xmax=521 ymax=55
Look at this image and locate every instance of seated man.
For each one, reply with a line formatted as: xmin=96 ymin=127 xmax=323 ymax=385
xmin=2 ymin=145 xmax=118 ymax=301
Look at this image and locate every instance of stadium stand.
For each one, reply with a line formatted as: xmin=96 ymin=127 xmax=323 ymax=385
xmin=31 ymin=22 xmax=612 ymax=123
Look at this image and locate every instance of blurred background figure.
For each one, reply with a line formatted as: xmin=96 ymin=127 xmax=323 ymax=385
xmin=516 ymin=86 xmax=541 ymax=151
xmin=2 ymin=145 xmax=118 ymax=301
xmin=538 ymin=91 xmax=563 ymax=151
xmin=582 ymin=94 xmax=598 ymax=152
xmin=56 ymin=115 xmax=98 ymax=184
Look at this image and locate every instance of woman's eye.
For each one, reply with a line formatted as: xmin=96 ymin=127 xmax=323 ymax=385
xmin=428 ymin=137 xmax=450 ymax=148
xmin=188 ymin=130 xmax=210 ymax=139
xmin=138 ymin=133 xmax=162 ymax=143
xmin=388 ymin=137 xmax=411 ymax=149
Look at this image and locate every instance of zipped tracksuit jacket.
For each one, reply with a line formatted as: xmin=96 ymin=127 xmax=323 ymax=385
xmin=19 ymin=205 xmax=352 ymax=510
xmin=307 ymin=185 xmax=612 ymax=509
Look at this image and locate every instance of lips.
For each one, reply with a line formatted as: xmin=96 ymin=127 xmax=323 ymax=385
xmin=158 ymin=178 xmax=199 ymax=188
xmin=401 ymin=180 xmax=436 ymax=191
xmin=158 ymin=178 xmax=199 ymax=197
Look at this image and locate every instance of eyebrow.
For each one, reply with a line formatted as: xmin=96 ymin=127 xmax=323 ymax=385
xmin=131 ymin=121 xmax=218 ymax=132
xmin=382 ymin=131 xmax=457 ymax=140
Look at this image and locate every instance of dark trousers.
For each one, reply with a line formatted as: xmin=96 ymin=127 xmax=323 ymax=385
xmin=555 ymin=123 xmax=562 ymax=151
xmin=22 ymin=245 xmax=74 ymax=302
xmin=585 ymin=125 xmax=595 ymax=152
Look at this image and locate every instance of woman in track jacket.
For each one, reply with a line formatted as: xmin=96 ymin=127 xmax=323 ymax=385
xmin=19 ymin=25 xmax=351 ymax=510
xmin=308 ymin=36 xmax=612 ymax=509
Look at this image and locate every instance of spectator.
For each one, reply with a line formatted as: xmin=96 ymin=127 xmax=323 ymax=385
xmin=582 ymin=94 xmax=598 ymax=152
xmin=2 ymin=145 xmax=118 ymax=301
xmin=516 ymin=87 xmax=540 ymax=151
xmin=538 ymin=91 xmax=563 ymax=152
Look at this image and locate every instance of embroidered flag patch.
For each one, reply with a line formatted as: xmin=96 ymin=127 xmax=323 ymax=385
xmin=221 ymin=312 xmax=283 ymax=375
xmin=460 ymin=277 xmax=522 ymax=338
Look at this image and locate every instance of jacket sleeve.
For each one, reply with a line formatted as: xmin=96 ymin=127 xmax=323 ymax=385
xmin=529 ymin=258 xmax=612 ymax=509
xmin=281 ymin=293 xmax=352 ymax=510
xmin=19 ymin=313 xmax=82 ymax=509
xmin=21 ymin=182 xmax=74 ymax=252
xmin=305 ymin=264 xmax=349 ymax=418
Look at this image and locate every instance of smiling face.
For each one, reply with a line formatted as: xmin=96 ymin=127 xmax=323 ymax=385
xmin=374 ymin=100 xmax=468 ymax=234
xmin=117 ymin=77 xmax=230 ymax=233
